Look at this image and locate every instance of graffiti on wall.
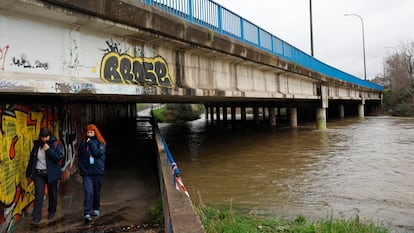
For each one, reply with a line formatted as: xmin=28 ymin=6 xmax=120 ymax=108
xmin=0 ymin=45 xmax=10 ymax=71
xmin=100 ymin=52 xmax=174 ymax=87
xmin=58 ymin=105 xmax=79 ymax=181
xmin=11 ymin=54 xmax=49 ymax=70
xmin=2 ymin=38 xmax=175 ymax=89
xmin=63 ymin=36 xmax=98 ymax=76
xmin=100 ymin=39 xmax=174 ymax=88
xmin=0 ymin=104 xmax=78 ymax=232
xmin=101 ymin=39 xmax=123 ymax=54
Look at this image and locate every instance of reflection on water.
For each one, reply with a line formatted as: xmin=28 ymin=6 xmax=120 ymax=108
xmin=160 ymin=116 xmax=414 ymax=232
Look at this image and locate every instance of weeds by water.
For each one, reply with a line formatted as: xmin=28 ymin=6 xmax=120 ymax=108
xmin=195 ymin=203 xmax=389 ymax=233
xmin=149 ymin=196 xmax=164 ymax=226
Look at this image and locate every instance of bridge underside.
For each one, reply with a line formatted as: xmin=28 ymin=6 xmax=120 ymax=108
xmin=0 ymin=0 xmax=381 ymax=107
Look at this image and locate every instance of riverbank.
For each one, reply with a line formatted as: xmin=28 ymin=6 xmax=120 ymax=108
xmin=196 ymin=205 xmax=389 ymax=233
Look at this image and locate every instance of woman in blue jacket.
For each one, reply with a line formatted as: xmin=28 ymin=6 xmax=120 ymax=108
xmin=77 ymin=124 xmax=106 ymax=222
xmin=26 ymin=127 xmax=63 ymax=225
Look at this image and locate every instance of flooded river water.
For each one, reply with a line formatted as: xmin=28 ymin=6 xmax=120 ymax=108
xmin=159 ymin=115 xmax=414 ymax=232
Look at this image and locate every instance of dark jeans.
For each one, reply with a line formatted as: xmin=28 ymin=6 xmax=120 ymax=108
xmin=32 ymin=173 xmax=58 ymax=221
xmin=82 ymin=175 xmax=103 ymax=216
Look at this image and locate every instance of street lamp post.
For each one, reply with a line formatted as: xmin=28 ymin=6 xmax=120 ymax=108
xmin=344 ymin=13 xmax=367 ymax=80
xmin=309 ymin=0 xmax=314 ymax=56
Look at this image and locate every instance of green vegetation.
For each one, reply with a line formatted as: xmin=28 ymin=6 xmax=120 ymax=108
xmin=152 ymin=104 xmax=204 ymax=123
xmin=196 ymin=205 xmax=388 ymax=233
xmin=137 ymin=103 xmax=150 ymax=111
xmin=383 ymin=88 xmax=414 ymax=116
xmin=375 ymin=40 xmax=414 ymax=116
xmin=149 ymin=196 xmax=164 ymax=226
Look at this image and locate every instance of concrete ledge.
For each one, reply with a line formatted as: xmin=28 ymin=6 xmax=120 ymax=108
xmin=152 ymin=120 xmax=205 ymax=233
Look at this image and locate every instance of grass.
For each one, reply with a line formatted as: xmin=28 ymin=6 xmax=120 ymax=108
xmin=152 ymin=107 xmax=165 ymax=122
xmin=149 ymin=196 xmax=164 ymax=226
xmin=195 ymin=201 xmax=389 ymax=233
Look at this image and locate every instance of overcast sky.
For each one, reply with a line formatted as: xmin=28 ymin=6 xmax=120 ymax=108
xmin=213 ymin=0 xmax=414 ymax=80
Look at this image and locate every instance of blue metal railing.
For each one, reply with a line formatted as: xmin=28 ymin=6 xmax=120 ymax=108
xmin=143 ymin=0 xmax=384 ymax=91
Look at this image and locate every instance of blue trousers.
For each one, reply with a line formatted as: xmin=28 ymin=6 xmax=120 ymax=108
xmin=32 ymin=174 xmax=58 ymax=221
xmin=82 ymin=175 xmax=103 ymax=216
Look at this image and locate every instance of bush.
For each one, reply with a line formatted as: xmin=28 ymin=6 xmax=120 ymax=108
xmin=383 ymin=87 xmax=414 ymax=116
xmin=153 ymin=104 xmax=204 ymax=123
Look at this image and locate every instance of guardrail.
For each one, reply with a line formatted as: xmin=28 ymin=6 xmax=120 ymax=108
xmin=150 ymin=116 xmax=205 ymax=233
xmin=143 ymin=0 xmax=383 ymax=91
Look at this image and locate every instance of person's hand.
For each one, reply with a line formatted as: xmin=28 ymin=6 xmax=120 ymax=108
xmin=27 ymin=177 xmax=33 ymax=184
xmin=87 ymin=138 xmax=90 ymax=142
xmin=43 ymin=143 xmax=50 ymax=151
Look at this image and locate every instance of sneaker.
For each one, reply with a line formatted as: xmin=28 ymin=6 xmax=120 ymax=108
xmin=84 ymin=214 xmax=92 ymax=222
xmin=93 ymin=210 xmax=100 ymax=217
xmin=31 ymin=220 xmax=41 ymax=226
xmin=48 ymin=213 xmax=56 ymax=223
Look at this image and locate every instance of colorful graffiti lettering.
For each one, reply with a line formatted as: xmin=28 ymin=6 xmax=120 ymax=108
xmin=0 ymin=104 xmax=78 ymax=232
xmin=100 ymin=52 xmax=174 ymax=88
xmin=0 ymin=108 xmax=49 ymax=225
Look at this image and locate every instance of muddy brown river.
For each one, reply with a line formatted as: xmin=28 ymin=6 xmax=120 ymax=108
xmin=160 ymin=115 xmax=414 ymax=232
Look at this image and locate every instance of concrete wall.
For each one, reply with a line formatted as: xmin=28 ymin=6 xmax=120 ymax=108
xmin=0 ymin=14 xmax=174 ymax=96
xmin=0 ymin=11 xmax=317 ymax=100
xmin=0 ymin=101 xmax=131 ymax=233
xmin=0 ymin=0 xmax=381 ymax=103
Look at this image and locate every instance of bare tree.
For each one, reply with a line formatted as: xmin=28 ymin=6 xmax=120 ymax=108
xmin=382 ymin=41 xmax=414 ymax=115
xmin=384 ymin=42 xmax=414 ymax=89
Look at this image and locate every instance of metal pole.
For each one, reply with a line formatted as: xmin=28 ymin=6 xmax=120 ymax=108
xmin=309 ymin=0 xmax=314 ymax=56
xmin=344 ymin=13 xmax=367 ymax=80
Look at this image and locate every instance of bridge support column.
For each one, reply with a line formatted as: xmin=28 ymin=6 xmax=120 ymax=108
xmin=358 ymin=104 xmax=365 ymax=118
xmin=210 ymin=106 xmax=214 ymax=122
xmin=289 ymin=107 xmax=297 ymax=128
xmin=222 ymin=106 xmax=228 ymax=123
xmin=278 ymin=108 xmax=281 ymax=119
xmin=316 ymin=108 xmax=327 ymax=130
xmin=231 ymin=106 xmax=236 ymax=122
xmin=129 ymin=103 xmax=137 ymax=117
xmin=253 ymin=107 xmax=260 ymax=125
xmin=317 ymin=85 xmax=328 ymax=130
xmin=241 ymin=106 xmax=246 ymax=124
xmin=339 ymin=104 xmax=344 ymax=118
xmin=216 ymin=105 xmax=220 ymax=122
xmin=358 ymin=97 xmax=365 ymax=118
xmin=269 ymin=107 xmax=276 ymax=127
xmin=204 ymin=105 xmax=209 ymax=121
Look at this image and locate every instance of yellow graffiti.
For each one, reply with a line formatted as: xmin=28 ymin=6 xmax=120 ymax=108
xmin=100 ymin=52 xmax=174 ymax=87
xmin=0 ymin=110 xmax=56 ymax=217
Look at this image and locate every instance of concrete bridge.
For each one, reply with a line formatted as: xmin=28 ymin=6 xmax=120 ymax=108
xmin=0 ymin=0 xmax=383 ymax=232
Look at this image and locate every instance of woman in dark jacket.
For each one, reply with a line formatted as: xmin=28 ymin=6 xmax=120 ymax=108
xmin=77 ymin=124 xmax=106 ymax=222
xmin=26 ymin=127 xmax=63 ymax=225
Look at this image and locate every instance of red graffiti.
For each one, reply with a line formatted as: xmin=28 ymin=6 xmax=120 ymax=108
xmin=26 ymin=112 xmax=37 ymax=126
xmin=9 ymin=136 xmax=18 ymax=159
xmin=0 ymin=45 xmax=10 ymax=71
xmin=13 ymin=186 xmax=21 ymax=204
xmin=0 ymin=209 xmax=4 ymax=224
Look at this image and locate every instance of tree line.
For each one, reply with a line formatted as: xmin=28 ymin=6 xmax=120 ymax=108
xmin=372 ymin=41 xmax=414 ymax=116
